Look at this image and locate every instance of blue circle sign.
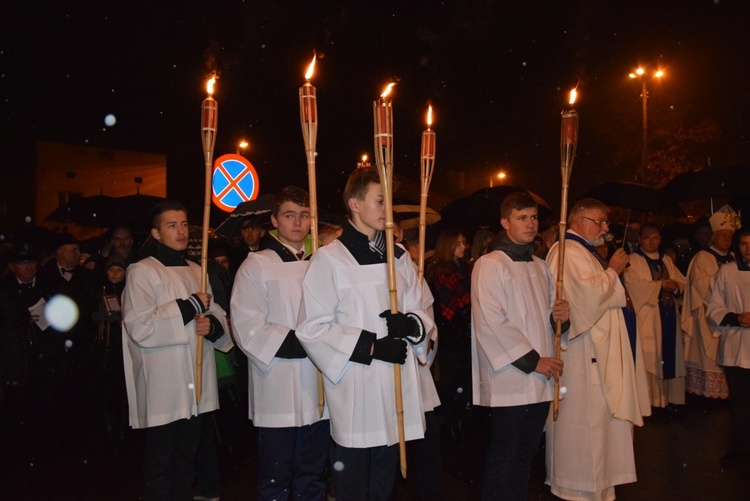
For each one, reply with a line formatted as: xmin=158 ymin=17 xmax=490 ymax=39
xmin=212 ymin=154 xmax=260 ymax=212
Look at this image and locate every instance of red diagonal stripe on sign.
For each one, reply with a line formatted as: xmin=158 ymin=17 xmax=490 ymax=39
xmin=215 ymin=163 xmax=253 ymax=202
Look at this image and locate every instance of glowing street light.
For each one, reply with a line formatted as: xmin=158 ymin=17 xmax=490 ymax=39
xmin=490 ymin=170 xmax=507 ymax=187
xmin=236 ymin=139 xmax=249 ymax=155
xmin=629 ymin=66 xmax=665 ymax=177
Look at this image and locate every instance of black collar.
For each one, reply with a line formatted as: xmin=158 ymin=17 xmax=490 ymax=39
xmin=491 ymin=231 xmax=535 ymax=262
xmin=265 ymin=235 xmax=300 ymax=263
xmin=148 ymin=241 xmax=189 ymax=267
xmin=337 ymin=222 xmax=404 ymax=265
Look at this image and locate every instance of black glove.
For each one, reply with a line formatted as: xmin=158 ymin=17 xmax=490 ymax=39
xmin=275 ymin=330 xmax=307 ymax=359
xmin=371 ymin=337 xmax=407 ymax=365
xmin=379 ymin=310 xmax=419 ymax=339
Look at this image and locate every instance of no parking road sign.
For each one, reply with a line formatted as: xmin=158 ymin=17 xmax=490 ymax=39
xmin=212 ymin=154 xmax=260 ymax=212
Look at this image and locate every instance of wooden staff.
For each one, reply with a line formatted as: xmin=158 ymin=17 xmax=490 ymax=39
xmin=373 ymin=83 xmax=407 ymax=478
xmin=298 ymin=53 xmax=325 ymax=417
xmin=554 ymin=90 xmax=579 ymax=421
xmin=418 ymin=105 xmax=436 ymax=283
xmin=197 ymin=75 xmax=218 ymax=405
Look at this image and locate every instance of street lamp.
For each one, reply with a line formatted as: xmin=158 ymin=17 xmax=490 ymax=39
xmin=489 ymin=170 xmax=507 ymax=187
xmin=629 ymin=67 xmax=664 ymax=178
xmin=357 ymin=153 xmax=371 ymax=168
xmin=236 ymin=140 xmax=249 ymax=155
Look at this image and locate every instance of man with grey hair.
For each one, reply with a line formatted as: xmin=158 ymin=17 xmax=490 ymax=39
xmin=545 ymin=198 xmax=650 ymax=501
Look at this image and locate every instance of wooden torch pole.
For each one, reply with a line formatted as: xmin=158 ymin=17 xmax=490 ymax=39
xmin=373 ymin=83 xmax=407 ymax=478
xmin=198 ymin=75 xmax=218 ymax=405
xmin=554 ymin=90 xmax=579 ymax=421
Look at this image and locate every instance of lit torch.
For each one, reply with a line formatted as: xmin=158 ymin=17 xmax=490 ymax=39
xmin=372 ymin=82 xmax=407 ymax=478
xmin=418 ymin=105 xmax=436 ymax=282
xmin=298 ymin=52 xmax=325 ymax=417
xmin=197 ymin=74 xmax=218 ymax=405
xmin=553 ymin=87 xmax=579 ymax=421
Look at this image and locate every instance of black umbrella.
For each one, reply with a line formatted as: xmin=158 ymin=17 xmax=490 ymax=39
xmin=663 ymin=166 xmax=750 ymax=202
xmin=44 ymin=193 xmax=167 ymax=232
xmin=579 ymin=182 xmax=684 ymax=217
xmin=441 ymin=186 xmax=553 ymax=232
xmin=213 ymin=194 xmax=276 ymax=238
xmin=392 ymin=197 xmax=441 ymax=230
xmin=44 ymin=195 xmax=117 ymax=227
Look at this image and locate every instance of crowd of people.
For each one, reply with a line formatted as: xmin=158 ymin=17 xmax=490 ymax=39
xmin=1 ymin=172 xmax=749 ymax=500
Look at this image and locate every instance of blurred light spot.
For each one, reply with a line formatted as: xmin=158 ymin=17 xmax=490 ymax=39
xmin=104 ymin=114 xmax=116 ymax=126
xmin=65 ymin=339 xmax=73 ymax=348
xmin=560 ymin=386 xmax=568 ymax=394
xmin=456 ymin=387 xmax=464 ymax=394
xmin=25 ymin=216 xmax=32 ymax=223
xmin=45 ymin=295 xmax=78 ymax=331
xmin=333 ymin=461 xmax=345 ymax=472
xmin=188 ymin=383 xmax=195 ymax=390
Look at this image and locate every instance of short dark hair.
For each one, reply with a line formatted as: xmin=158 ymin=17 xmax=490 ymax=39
xmin=733 ymin=227 xmax=750 ymax=254
xmin=342 ymin=167 xmax=381 ymax=216
xmin=273 ymin=186 xmax=309 ymax=217
xmin=639 ymin=223 xmax=660 ymax=237
xmin=500 ymin=192 xmax=537 ymax=220
xmin=151 ymin=200 xmax=188 ymax=229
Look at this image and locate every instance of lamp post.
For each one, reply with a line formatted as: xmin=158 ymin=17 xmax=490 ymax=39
xmin=629 ymin=67 xmax=664 ymax=178
xmin=236 ymin=140 xmax=249 ymax=156
xmin=489 ymin=170 xmax=506 ymax=187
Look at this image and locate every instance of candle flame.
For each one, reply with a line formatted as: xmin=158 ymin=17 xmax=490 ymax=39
xmin=380 ymin=83 xmax=395 ymax=99
xmin=305 ymin=53 xmax=316 ymax=80
xmin=568 ymin=88 xmax=577 ymax=106
xmin=427 ymin=105 xmax=433 ymax=127
xmin=206 ymin=75 xmax=216 ymax=95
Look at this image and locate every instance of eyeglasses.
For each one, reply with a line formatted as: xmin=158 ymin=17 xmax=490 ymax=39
xmin=582 ymin=216 xmax=609 ymax=227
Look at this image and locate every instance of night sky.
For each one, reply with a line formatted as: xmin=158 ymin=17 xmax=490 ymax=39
xmin=2 ymin=0 xmax=749 ymax=230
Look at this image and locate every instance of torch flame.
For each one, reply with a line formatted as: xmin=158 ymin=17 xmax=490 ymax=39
xmin=380 ymin=83 xmax=395 ymax=99
xmin=427 ymin=105 xmax=433 ymax=127
xmin=206 ymin=75 xmax=216 ymax=95
xmin=305 ymin=53 xmax=316 ymax=80
xmin=568 ymin=88 xmax=577 ymax=106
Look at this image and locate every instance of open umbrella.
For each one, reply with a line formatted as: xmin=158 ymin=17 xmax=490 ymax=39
xmin=44 ymin=193 xmax=167 ymax=232
xmin=441 ymin=186 xmax=553 ymax=232
xmin=579 ymin=181 xmax=683 ymax=217
xmin=213 ymin=194 xmax=275 ymax=238
xmin=663 ymin=166 xmax=750 ymax=202
xmin=392 ymin=197 xmax=441 ymax=230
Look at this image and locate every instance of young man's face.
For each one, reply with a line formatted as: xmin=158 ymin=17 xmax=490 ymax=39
xmin=738 ymin=235 xmax=750 ymax=262
xmin=501 ymin=206 xmax=539 ymax=245
xmin=151 ymin=210 xmax=189 ymax=251
xmin=271 ymin=201 xmax=311 ymax=248
xmin=349 ymin=182 xmax=385 ymax=239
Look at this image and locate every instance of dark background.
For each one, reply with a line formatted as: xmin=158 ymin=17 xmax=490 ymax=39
xmin=2 ymin=0 xmax=749 ymax=230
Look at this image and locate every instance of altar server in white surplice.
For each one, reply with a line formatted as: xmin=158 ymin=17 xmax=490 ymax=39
xmin=705 ymin=227 xmax=750 ymax=467
xmin=472 ymin=192 xmax=569 ymax=501
xmin=296 ymin=167 xmax=432 ymax=501
xmin=545 ymin=198 xmax=650 ymax=501
xmin=231 ymin=187 xmax=330 ymax=501
xmin=122 ymin=201 xmax=232 ymax=500
xmin=624 ymin=223 xmax=687 ymax=407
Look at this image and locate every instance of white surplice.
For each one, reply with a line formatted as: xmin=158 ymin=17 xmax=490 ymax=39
xmin=122 ymin=257 xmax=232 ymax=429
xmin=471 ymin=250 xmax=556 ymax=407
xmin=296 ymin=240 xmax=432 ymax=448
xmin=706 ymin=262 xmax=750 ymax=369
xmin=230 ymin=249 xmax=328 ymax=428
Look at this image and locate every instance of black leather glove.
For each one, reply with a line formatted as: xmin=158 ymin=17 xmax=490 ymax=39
xmin=371 ymin=337 xmax=407 ymax=364
xmin=379 ymin=310 xmax=419 ymax=339
xmin=275 ymin=330 xmax=307 ymax=359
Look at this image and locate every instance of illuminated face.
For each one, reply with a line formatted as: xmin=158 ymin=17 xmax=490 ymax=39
xmin=106 ymin=265 xmax=126 ymax=284
xmin=56 ymin=244 xmax=81 ymax=269
xmin=638 ymin=227 xmax=661 ymax=253
xmin=501 ymin=206 xmax=539 ymax=245
xmin=151 ymin=210 xmax=189 ymax=252
xmin=111 ymin=228 xmax=133 ymax=256
xmin=271 ymin=201 xmax=311 ymax=248
xmin=453 ymin=234 xmax=468 ymax=259
xmin=738 ymin=235 xmax=750 ymax=262
xmin=241 ymin=224 xmax=265 ymax=247
xmin=9 ymin=260 xmax=37 ymax=283
xmin=349 ymin=182 xmax=385 ymax=239
xmin=577 ymin=209 xmax=609 ymax=247
xmin=712 ymin=229 xmax=734 ymax=253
